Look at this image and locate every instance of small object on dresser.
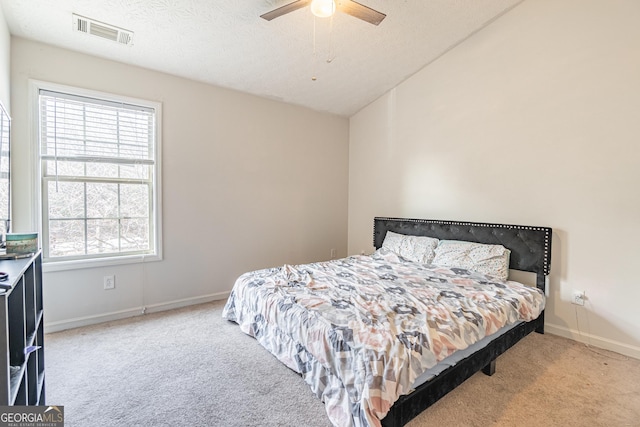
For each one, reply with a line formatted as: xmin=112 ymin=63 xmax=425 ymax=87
xmin=5 ymin=233 xmax=38 ymax=254
xmin=0 ymin=252 xmax=34 ymax=260
xmin=0 ymin=271 xmax=8 ymax=290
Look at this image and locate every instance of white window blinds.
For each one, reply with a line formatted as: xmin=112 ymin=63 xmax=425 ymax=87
xmin=39 ymin=90 xmax=155 ymax=166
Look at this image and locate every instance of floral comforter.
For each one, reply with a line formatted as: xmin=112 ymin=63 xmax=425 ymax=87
xmin=222 ymin=248 xmax=545 ymax=427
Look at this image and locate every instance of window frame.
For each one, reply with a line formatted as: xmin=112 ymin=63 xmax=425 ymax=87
xmin=30 ymin=80 xmax=163 ymax=272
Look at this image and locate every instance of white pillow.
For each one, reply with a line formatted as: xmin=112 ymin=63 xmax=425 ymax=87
xmin=382 ymin=231 xmax=439 ymax=265
xmin=432 ymin=240 xmax=511 ymax=280
xmin=381 ymin=231 xmax=405 ymax=254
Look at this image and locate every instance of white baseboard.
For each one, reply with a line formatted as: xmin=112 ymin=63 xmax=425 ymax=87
xmin=44 ymin=291 xmax=230 ymax=333
xmin=545 ymin=323 xmax=640 ymax=360
xmin=142 ymin=291 xmax=230 ymax=315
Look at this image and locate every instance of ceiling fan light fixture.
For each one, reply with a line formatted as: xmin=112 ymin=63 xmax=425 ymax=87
xmin=310 ymin=0 xmax=336 ymax=18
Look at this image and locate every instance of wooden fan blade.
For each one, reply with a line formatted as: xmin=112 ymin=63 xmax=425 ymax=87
xmin=260 ymin=0 xmax=311 ymax=21
xmin=337 ymin=0 xmax=386 ymax=25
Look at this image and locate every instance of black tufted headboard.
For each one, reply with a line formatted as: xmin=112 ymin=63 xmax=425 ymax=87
xmin=373 ymin=217 xmax=552 ymax=291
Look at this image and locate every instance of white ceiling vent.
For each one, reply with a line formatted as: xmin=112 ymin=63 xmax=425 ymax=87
xmin=73 ymin=14 xmax=134 ymax=46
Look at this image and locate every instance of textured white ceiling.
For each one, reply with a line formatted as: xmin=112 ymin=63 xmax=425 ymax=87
xmin=0 ymin=0 xmax=523 ymax=116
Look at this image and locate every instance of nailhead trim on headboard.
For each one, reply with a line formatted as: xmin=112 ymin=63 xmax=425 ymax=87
xmin=373 ymin=217 xmax=552 ymax=276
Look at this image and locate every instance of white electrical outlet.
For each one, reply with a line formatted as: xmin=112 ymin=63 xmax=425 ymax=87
xmin=330 ymin=248 xmax=337 ymax=259
xmin=572 ymin=290 xmax=585 ymax=306
xmin=104 ymin=275 xmax=115 ymax=290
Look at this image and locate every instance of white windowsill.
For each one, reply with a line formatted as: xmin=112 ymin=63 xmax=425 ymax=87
xmin=43 ymin=253 xmax=162 ymax=273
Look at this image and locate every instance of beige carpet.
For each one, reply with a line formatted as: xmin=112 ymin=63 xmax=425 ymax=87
xmin=405 ymin=325 xmax=640 ymax=427
xmin=45 ymin=301 xmax=639 ymax=427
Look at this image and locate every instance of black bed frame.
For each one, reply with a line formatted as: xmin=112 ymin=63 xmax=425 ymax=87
xmin=374 ymin=217 xmax=552 ymax=427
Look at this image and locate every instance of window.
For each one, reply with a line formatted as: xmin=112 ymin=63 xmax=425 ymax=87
xmin=36 ymin=83 xmax=161 ymax=266
xmin=0 ymin=102 xmax=10 ymax=238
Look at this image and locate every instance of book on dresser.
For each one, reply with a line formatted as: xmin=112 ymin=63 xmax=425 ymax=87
xmin=0 ymin=251 xmax=45 ymax=406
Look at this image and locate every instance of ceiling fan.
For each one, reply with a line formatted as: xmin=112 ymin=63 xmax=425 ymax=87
xmin=261 ymin=0 xmax=386 ymax=26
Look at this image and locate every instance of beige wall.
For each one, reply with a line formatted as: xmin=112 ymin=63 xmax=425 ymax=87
xmin=0 ymin=6 xmax=9 ymax=109
xmin=349 ymin=0 xmax=640 ymax=358
xmin=11 ymin=38 xmax=349 ymax=330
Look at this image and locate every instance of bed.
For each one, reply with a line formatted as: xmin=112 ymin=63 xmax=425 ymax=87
xmin=223 ymin=217 xmax=552 ymax=427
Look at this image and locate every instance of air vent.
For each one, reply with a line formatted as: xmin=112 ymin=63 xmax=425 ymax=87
xmin=73 ymin=14 xmax=134 ymax=46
